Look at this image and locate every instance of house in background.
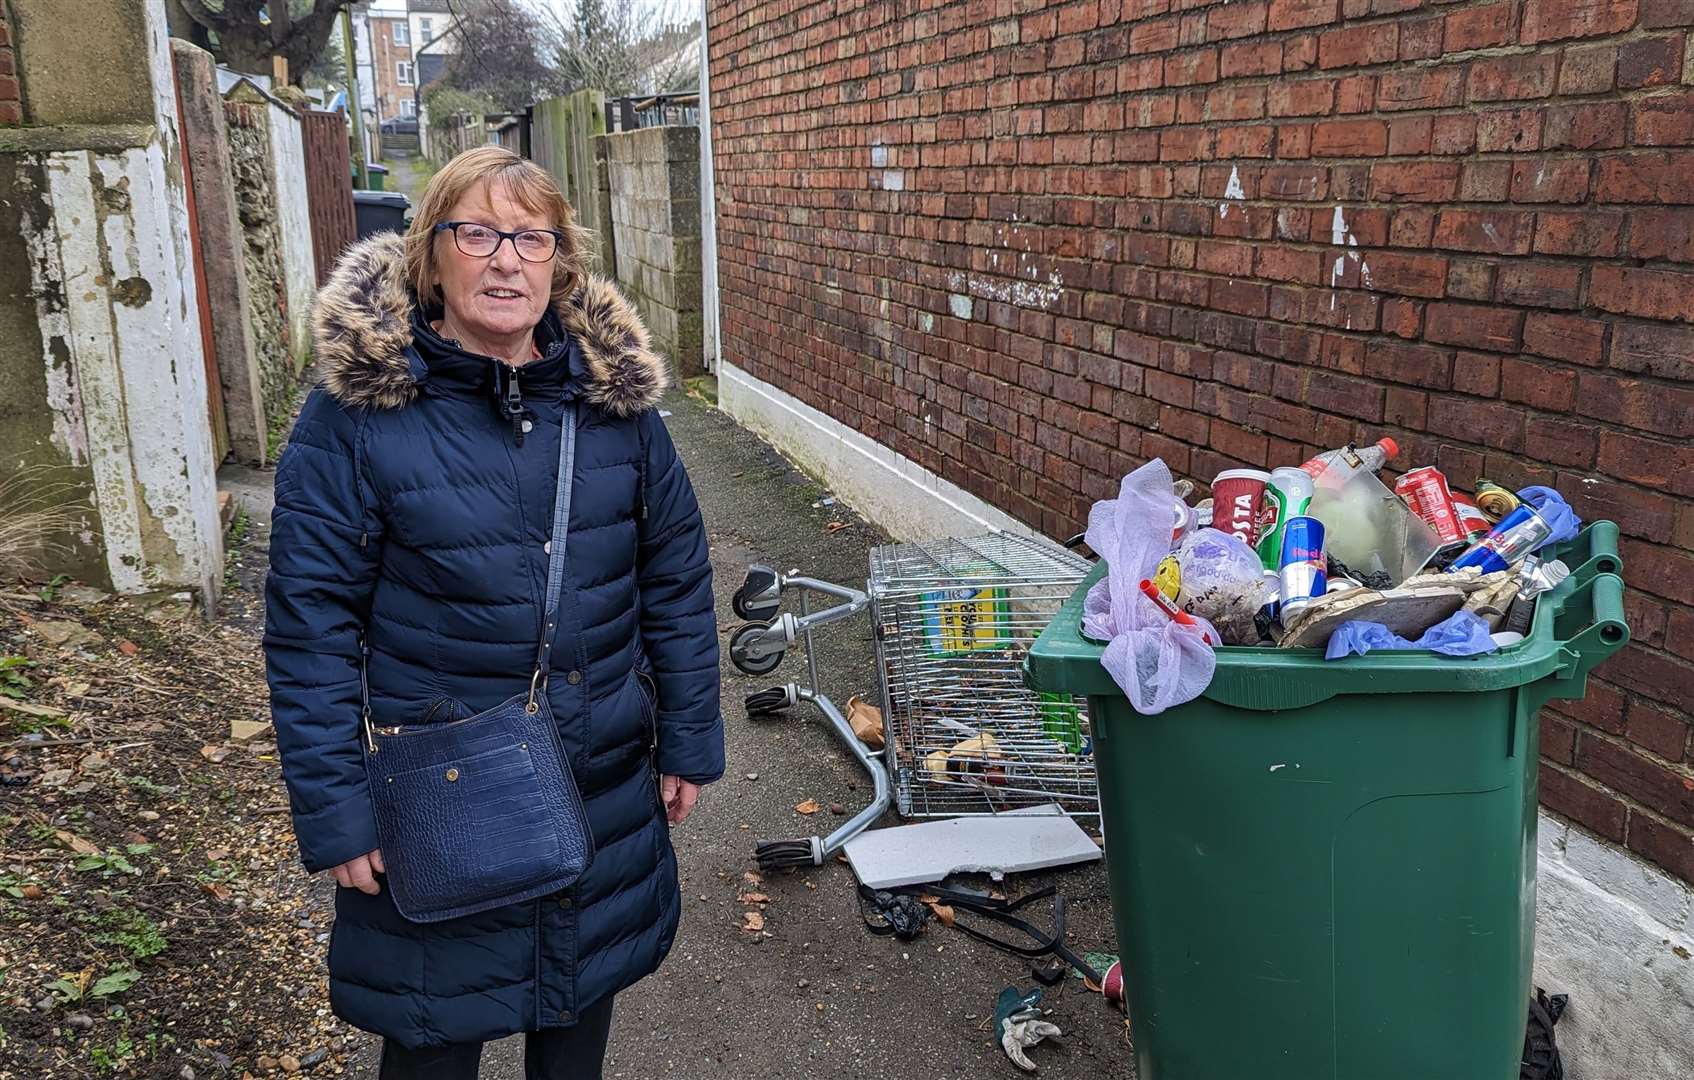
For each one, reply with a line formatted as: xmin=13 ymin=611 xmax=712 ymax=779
xmin=365 ymin=0 xmax=413 ymax=128
xmin=409 ymin=0 xmax=461 ymax=159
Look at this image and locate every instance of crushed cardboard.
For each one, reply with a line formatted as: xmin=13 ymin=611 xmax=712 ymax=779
xmin=1279 ymin=568 xmax=1510 ymax=649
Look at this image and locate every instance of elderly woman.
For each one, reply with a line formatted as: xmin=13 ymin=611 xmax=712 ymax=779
xmin=265 ymin=145 xmax=722 ymax=1078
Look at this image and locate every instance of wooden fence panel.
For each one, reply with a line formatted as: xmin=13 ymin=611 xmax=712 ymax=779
xmin=300 ymin=109 xmax=357 ymax=285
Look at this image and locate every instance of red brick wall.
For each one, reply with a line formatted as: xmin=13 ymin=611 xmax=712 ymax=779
xmin=0 ymin=7 xmax=22 ymax=125
xmin=707 ymin=0 xmax=1694 ymax=884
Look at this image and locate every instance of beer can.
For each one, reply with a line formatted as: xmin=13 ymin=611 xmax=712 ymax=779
xmin=1474 ymin=479 xmax=1521 ymax=522
xmin=1256 ymin=467 xmax=1315 ymax=571
xmin=1452 ymin=495 xmax=1492 ymax=541
xmin=1446 ymin=504 xmax=1554 ymax=574
xmin=1211 ymin=469 xmax=1269 ymax=547
xmin=1395 ymin=466 xmax=1464 ymax=545
xmin=1277 ymin=516 xmax=1327 ymax=616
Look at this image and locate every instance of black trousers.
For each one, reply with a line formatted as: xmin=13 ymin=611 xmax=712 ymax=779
xmin=378 ymin=995 xmax=615 ymax=1080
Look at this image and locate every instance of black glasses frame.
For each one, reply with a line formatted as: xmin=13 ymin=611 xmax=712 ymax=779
xmin=433 ymin=220 xmax=564 ymax=262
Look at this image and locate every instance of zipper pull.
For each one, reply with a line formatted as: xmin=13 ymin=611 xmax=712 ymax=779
xmin=505 ymin=370 xmax=526 ymax=446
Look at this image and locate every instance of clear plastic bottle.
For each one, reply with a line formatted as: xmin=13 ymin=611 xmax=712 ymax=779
xmin=1300 ymin=436 xmax=1399 ymax=479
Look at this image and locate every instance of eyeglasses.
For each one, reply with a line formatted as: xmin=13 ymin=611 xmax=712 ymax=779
xmin=433 ymin=221 xmax=563 ymax=262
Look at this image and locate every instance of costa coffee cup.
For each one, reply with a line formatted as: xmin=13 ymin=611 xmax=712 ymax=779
xmin=1211 ymin=469 xmax=1270 ymax=546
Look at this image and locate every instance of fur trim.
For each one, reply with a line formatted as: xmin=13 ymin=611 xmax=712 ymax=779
xmin=310 ymin=232 xmax=670 ymax=416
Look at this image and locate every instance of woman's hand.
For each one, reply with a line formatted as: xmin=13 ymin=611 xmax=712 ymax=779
xmin=330 ymin=849 xmax=385 ymax=894
xmin=660 ymin=776 xmax=702 ymax=825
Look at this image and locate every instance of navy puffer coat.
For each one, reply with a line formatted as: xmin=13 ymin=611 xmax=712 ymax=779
xmin=264 ymin=233 xmax=722 ymax=1048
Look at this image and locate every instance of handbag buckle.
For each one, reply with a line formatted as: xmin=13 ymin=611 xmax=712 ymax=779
xmin=527 ymin=668 xmax=546 ymax=714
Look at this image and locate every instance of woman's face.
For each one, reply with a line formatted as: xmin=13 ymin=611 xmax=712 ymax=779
xmin=434 ymin=181 xmax=555 ymax=344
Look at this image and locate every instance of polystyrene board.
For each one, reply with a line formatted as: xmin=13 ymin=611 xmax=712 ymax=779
xmin=844 ymin=804 xmax=1102 ymax=889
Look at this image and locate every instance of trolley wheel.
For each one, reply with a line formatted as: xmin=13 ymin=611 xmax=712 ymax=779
xmin=744 ymin=685 xmax=794 ymax=718
xmin=729 ymin=621 xmax=785 ymax=676
xmin=733 ymin=564 xmax=781 ymax=621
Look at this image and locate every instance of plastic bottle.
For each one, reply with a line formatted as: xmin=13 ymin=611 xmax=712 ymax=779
xmin=1299 ymin=437 xmax=1399 ymax=479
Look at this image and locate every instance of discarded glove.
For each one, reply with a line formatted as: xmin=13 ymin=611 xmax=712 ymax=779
xmin=995 ymin=985 xmax=1063 ymax=1072
xmin=1325 ymin=610 xmax=1498 ymax=660
xmin=1517 ymin=486 xmax=1581 ymax=550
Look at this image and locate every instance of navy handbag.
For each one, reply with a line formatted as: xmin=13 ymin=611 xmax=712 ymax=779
xmin=358 ymin=403 xmax=593 ymax=923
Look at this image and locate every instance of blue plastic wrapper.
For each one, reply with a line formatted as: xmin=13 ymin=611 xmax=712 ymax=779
xmin=1517 ymin=486 xmax=1581 ymax=550
xmin=1325 ymin=611 xmax=1498 ymax=660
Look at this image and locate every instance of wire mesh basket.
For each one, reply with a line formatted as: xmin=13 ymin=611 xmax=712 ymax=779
xmin=869 ymin=532 xmax=1099 ymax=821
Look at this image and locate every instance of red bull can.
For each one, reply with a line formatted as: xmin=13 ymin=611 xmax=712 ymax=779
xmin=1446 ymin=504 xmax=1553 ymax=574
xmin=1277 ymin=516 xmax=1327 ymax=616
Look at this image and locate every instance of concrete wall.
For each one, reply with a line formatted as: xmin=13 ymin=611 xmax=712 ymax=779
xmin=266 ymin=98 xmax=316 ymax=367
xmin=0 ymin=0 xmax=222 ymax=601
xmin=8 ymin=0 xmax=153 ymax=126
xmin=600 ymin=125 xmax=704 ymax=378
xmin=173 ymin=42 xmax=264 ymax=466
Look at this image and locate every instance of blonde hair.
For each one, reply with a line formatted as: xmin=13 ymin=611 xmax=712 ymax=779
xmin=404 ymin=145 xmax=595 ymax=310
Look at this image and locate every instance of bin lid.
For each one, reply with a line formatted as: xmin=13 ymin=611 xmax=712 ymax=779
xmin=353 ymin=190 xmax=410 ymax=208
xmin=1023 ymin=522 xmax=1627 ymax=710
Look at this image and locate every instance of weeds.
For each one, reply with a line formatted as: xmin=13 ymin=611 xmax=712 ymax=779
xmin=0 ymin=463 xmax=91 ymax=582
xmin=74 ymin=845 xmax=154 ymax=878
xmin=92 ymin=909 xmax=168 ymax=960
xmin=37 ymin=573 xmax=71 ymax=602
xmin=46 ymin=966 xmax=141 ymax=1005
xmin=0 ymin=655 xmax=34 ymax=699
xmin=223 ymin=505 xmax=252 ymax=591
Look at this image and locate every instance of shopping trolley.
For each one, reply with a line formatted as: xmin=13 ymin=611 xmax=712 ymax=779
xmin=728 ymin=531 xmax=1099 ymax=870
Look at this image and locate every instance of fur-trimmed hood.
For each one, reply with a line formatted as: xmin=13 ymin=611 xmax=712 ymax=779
xmin=310 ymin=232 xmax=669 ymax=416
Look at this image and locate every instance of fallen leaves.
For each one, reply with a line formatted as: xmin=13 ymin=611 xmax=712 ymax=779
xmin=200 ymin=744 xmax=232 ymax=764
xmin=116 ymin=639 xmax=139 ymax=656
xmin=794 ymin=798 xmax=820 ymax=815
xmin=740 ymin=910 xmax=765 ymax=933
xmin=737 ymin=891 xmax=769 ymax=904
xmin=55 ymin=830 xmax=100 ymax=856
xmin=0 ymin=696 xmax=67 ymax=719
xmin=918 ymin=894 xmax=955 ymax=928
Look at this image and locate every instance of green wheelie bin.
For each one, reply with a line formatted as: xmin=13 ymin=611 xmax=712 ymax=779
xmin=1023 ymin=522 xmax=1629 ymax=1080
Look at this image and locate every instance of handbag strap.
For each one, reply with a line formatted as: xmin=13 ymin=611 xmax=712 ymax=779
xmin=359 ymin=402 xmax=579 ymax=748
xmin=528 ymin=402 xmax=578 ymax=711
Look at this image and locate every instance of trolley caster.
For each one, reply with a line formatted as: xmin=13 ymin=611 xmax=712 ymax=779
xmin=744 ymin=684 xmax=797 ymax=719
xmin=729 ymin=620 xmax=787 ymax=676
xmin=733 ymin=564 xmax=782 ymax=621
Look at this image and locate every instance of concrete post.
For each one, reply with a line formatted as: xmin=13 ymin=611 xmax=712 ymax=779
xmin=172 ymin=40 xmax=266 ymax=466
xmin=0 ymin=0 xmax=223 ymax=603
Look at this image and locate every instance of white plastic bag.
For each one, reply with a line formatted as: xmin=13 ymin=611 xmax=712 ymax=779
xmin=1081 ymin=459 xmax=1217 ymax=715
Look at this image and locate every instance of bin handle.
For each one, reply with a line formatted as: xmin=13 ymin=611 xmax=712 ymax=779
xmin=1564 ymin=520 xmax=1623 ymax=589
xmin=1532 ymin=572 xmax=1629 ymax=709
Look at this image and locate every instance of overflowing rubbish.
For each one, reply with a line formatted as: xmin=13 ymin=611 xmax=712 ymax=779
xmin=995 ymin=986 xmax=1063 ymax=1072
xmin=1082 ymin=437 xmax=1590 ymax=700
xmin=842 ymin=804 xmax=1101 ymax=889
xmin=1324 ymin=610 xmax=1497 ymax=659
xmin=1082 ymin=459 xmax=1219 ymax=714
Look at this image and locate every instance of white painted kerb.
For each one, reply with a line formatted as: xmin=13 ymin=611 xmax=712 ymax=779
xmin=717 ymin=360 xmax=1043 ymax=544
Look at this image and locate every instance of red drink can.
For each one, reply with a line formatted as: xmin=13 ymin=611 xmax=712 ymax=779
xmin=1396 ymin=466 xmax=1464 ymax=544
xmin=1211 ymin=469 xmax=1270 ymax=546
